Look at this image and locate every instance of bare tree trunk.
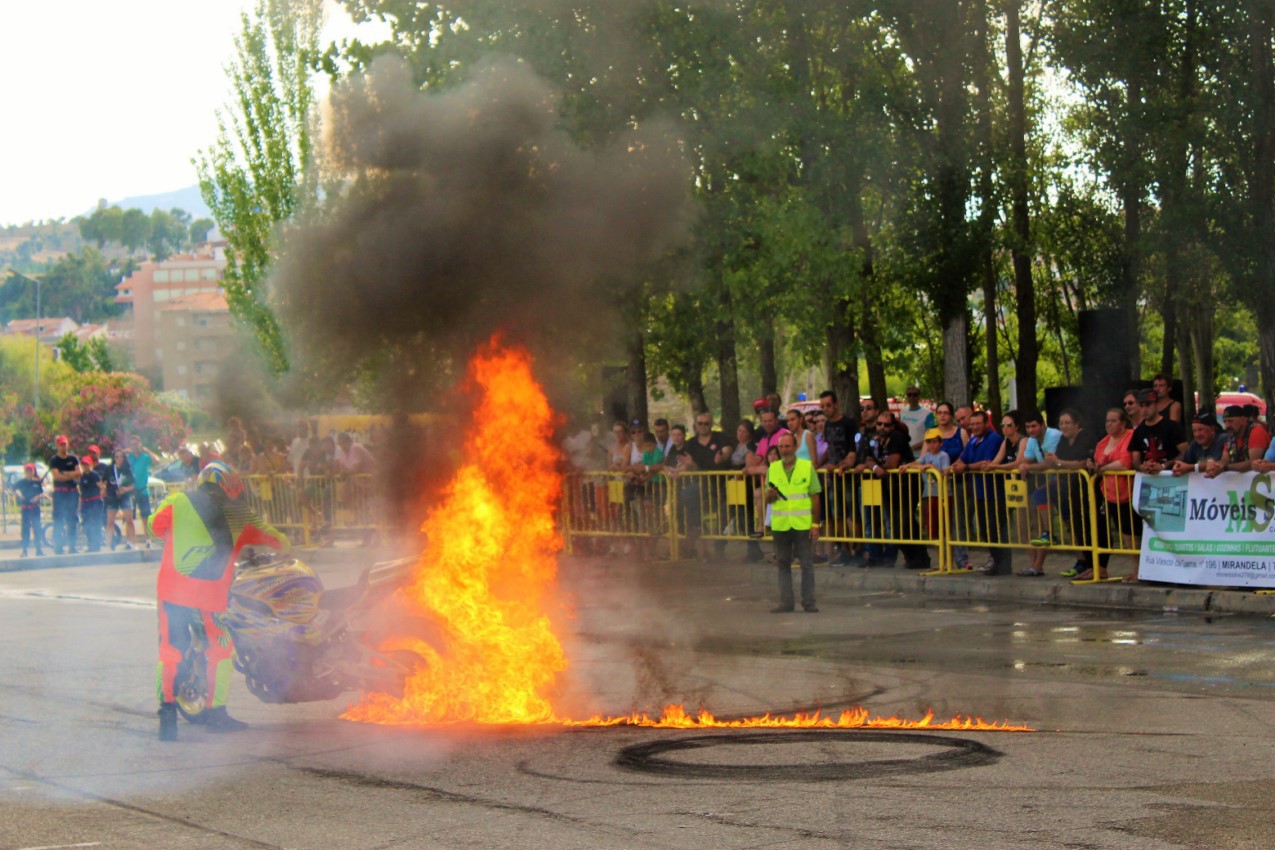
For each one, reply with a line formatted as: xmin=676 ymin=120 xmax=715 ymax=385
xmin=1251 ymin=7 xmax=1275 ymax=413
xmin=688 ymin=373 xmax=708 ymax=417
xmin=825 ymin=295 xmax=860 ymax=418
xmin=759 ymin=317 xmax=778 ymax=397
xmin=982 ymin=255 xmax=1001 ymax=421
xmin=1006 ymin=0 xmax=1037 ymax=413
xmin=716 ymin=286 xmax=741 ymax=432
xmin=1189 ymin=307 xmax=1215 ymax=420
xmin=944 ymin=312 xmax=971 ymax=408
xmin=863 ymin=306 xmax=889 ymax=411
xmin=625 ymin=327 xmax=648 ymax=425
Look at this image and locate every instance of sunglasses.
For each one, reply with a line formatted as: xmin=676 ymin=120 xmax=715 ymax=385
xmin=906 ymin=392 xmax=919 ymax=397
xmin=695 ymin=421 xmax=711 ymax=426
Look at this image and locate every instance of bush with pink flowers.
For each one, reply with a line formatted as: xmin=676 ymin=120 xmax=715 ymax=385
xmin=27 ymin=373 xmax=187 ymax=457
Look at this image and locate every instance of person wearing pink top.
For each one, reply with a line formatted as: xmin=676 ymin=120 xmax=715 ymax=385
xmin=1080 ymin=407 xmax=1140 ymax=583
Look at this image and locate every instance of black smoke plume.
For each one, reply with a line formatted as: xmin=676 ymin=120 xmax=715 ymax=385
xmin=274 ymin=54 xmax=690 ymax=409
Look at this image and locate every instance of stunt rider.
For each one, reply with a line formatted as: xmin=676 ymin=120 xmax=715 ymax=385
xmin=150 ymin=460 xmax=289 ymax=741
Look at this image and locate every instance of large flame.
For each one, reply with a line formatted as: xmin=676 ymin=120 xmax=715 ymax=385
xmin=343 ymin=340 xmax=566 ymax=724
xmin=343 ymin=340 xmax=1032 ymax=733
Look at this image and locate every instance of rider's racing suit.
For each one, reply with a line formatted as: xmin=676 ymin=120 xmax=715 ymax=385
xmin=150 ymin=487 xmax=289 ymax=710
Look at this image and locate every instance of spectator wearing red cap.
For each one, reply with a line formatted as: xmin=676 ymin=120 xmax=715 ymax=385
xmin=15 ymin=463 xmax=46 ymax=557
xmin=78 ymin=456 xmax=105 ymax=553
xmin=48 ymin=436 xmax=82 ymax=554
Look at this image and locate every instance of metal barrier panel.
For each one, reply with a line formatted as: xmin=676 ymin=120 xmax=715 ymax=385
xmin=561 ymin=471 xmax=678 ymax=560
xmin=1089 ymin=470 xmax=1141 ymax=579
xmin=593 ymin=468 xmax=948 ymax=567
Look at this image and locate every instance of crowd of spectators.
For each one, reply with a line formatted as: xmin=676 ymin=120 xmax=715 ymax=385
xmin=563 ymin=373 xmax=1275 ymax=583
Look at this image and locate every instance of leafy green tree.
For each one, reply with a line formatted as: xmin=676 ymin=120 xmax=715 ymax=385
xmin=119 ymin=208 xmax=151 ymax=254
xmin=196 ymin=0 xmax=323 ymax=374
xmin=189 ymin=217 xmax=215 ymax=245
xmin=54 ymin=333 xmax=114 ymax=373
xmin=147 ymin=208 xmax=189 ymax=260
xmin=1 ymin=250 xmax=123 ymax=324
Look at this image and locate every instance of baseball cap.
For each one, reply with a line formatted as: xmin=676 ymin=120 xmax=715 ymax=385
xmin=1244 ymin=404 xmax=1261 ymax=418
xmin=87 ymin=444 xmax=101 ymax=456
xmin=1193 ymin=410 xmax=1219 ymax=428
xmin=22 ymin=463 xmax=35 ymax=473
xmin=1136 ymin=389 xmax=1158 ymax=404
xmin=752 ymin=398 xmax=767 ymax=410
xmin=924 ymin=428 xmax=942 ymax=441
xmin=1224 ymin=405 xmax=1246 ymax=418
xmin=55 ymin=435 xmax=68 ymax=445
xmin=81 ymin=455 xmax=95 ymax=465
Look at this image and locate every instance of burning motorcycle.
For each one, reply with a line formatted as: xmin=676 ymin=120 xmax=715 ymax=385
xmin=172 ymin=549 xmax=425 ymax=722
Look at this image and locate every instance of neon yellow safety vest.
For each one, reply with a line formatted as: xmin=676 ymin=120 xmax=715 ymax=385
xmin=767 ymin=458 xmax=814 ymax=531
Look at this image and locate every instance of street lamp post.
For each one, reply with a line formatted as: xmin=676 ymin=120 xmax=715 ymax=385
xmin=6 ymin=271 xmax=41 ymax=412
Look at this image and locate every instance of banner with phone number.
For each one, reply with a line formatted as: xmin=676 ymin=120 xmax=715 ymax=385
xmin=1134 ymin=471 xmax=1275 ymax=588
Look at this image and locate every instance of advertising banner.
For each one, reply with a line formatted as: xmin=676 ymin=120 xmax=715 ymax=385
xmin=1134 ymin=472 xmax=1275 ymax=588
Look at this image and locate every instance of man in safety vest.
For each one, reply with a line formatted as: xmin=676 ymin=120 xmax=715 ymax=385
xmin=150 ymin=460 xmax=289 ymax=741
xmin=765 ymin=432 xmax=822 ymax=613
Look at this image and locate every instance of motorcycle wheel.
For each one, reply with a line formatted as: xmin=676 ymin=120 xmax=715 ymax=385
xmin=173 ymin=652 xmax=209 ymax=723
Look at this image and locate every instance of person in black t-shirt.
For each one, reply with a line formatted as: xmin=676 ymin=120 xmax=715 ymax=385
xmin=15 ymin=464 xmax=46 ymax=557
xmin=861 ymin=411 xmax=928 ymax=569
xmin=78 ymin=456 xmax=105 ymax=553
xmin=1046 ymin=410 xmax=1098 ymax=575
xmin=818 ymin=391 xmax=860 ymax=565
xmin=1131 ymin=389 xmax=1187 ymax=473
xmin=48 ymin=436 xmax=82 ymax=554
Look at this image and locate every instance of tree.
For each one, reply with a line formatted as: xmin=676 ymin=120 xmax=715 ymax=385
xmin=196 ymin=0 xmax=324 ymax=374
xmin=189 ymin=217 xmax=215 ymax=245
xmin=119 ymin=208 xmax=151 ymax=254
xmin=147 ymin=208 xmax=190 ymax=259
xmin=55 ymin=333 xmax=114 ymax=373
xmin=26 ymin=373 xmax=187 ymax=457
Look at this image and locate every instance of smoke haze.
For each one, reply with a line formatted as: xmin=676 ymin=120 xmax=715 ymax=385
xmin=274 ymin=54 xmax=690 ymax=406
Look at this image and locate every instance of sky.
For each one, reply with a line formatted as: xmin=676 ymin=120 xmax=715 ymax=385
xmin=0 ymin=1 xmax=385 ymax=227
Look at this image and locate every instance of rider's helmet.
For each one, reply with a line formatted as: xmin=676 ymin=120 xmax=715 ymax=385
xmin=197 ymin=460 xmax=245 ymax=502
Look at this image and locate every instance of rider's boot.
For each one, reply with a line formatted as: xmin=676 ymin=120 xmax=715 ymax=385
xmin=205 ymin=706 xmax=249 ymax=732
xmin=158 ymin=702 xmax=178 ymax=742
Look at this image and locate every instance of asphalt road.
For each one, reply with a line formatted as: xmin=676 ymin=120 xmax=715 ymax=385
xmin=2 ymin=554 xmax=1274 ymax=850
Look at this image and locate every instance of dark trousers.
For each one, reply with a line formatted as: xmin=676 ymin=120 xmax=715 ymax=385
xmin=976 ymin=497 xmax=1012 ymax=574
xmin=52 ymin=490 xmax=79 ymax=553
xmin=21 ymin=509 xmax=42 ymax=554
xmin=887 ymin=476 xmax=930 ymax=568
xmin=773 ymin=528 xmax=815 ymax=609
xmin=81 ymin=499 xmax=105 ymax=552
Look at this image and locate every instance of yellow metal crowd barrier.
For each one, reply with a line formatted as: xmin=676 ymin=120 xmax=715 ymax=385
xmin=0 ymin=475 xmax=386 ymax=547
xmin=561 ymin=467 xmax=1143 ymax=580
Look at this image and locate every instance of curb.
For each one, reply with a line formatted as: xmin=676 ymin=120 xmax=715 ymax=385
xmin=0 ymin=545 xmax=400 ymax=574
xmin=733 ymin=561 xmax=1275 ymax=618
xmin=0 ymin=548 xmax=158 ymax=572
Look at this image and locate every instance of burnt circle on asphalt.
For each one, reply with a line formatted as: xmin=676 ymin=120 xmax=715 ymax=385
xmin=615 ymin=731 xmax=1001 ymax=781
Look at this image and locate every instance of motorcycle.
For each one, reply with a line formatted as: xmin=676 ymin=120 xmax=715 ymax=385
xmin=172 ymin=549 xmax=424 ymax=722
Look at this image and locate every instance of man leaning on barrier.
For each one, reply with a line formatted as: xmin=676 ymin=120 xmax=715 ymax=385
xmin=765 ymin=433 xmax=822 ymax=613
xmin=951 ymin=411 xmax=1010 ymax=576
xmin=1173 ymin=410 xmax=1226 ymax=475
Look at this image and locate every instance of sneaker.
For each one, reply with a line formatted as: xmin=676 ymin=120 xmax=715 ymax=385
xmin=829 ymin=553 xmax=853 ymax=567
xmin=1029 ymin=533 xmax=1051 ymax=547
xmin=802 ymin=604 xmax=820 ymax=613
xmin=122 ymin=541 xmax=134 ymax=550
xmin=748 ymin=531 xmax=765 ymax=539
xmin=812 ymin=554 xmax=829 ymax=564
xmin=20 ymin=551 xmax=28 ymax=558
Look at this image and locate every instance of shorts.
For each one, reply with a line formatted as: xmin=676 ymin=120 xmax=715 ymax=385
xmin=105 ymin=494 xmax=134 ymax=512
xmin=134 ymin=491 xmax=152 ymax=517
